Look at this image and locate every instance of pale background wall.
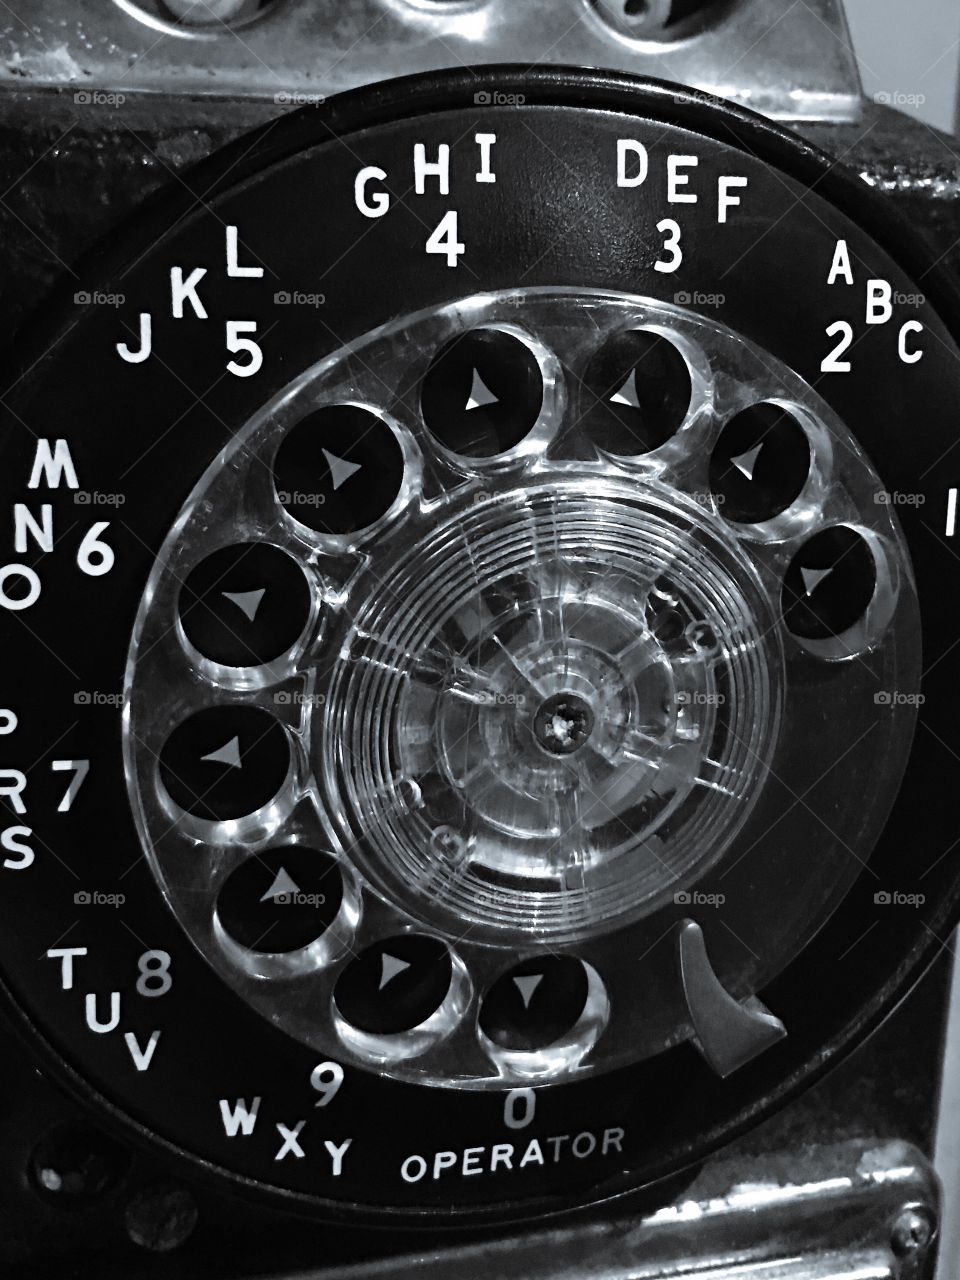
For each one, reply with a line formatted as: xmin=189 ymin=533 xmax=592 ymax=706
xmin=843 ymin=7 xmax=960 ymax=1278
xmin=844 ymin=0 xmax=960 ymax=132
xmin=843 ymin=9 xmax=960 ymax=1278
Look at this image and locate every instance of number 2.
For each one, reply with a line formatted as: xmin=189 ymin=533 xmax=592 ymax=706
xmin=822 ymin=321 xmax=853 ymax=373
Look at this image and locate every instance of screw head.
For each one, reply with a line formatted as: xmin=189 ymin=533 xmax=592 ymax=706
xmin=592 ymin=0 xmax=726 ymax=39
xmin=533 ymin=691 xmax=596 ymax=756
xmin=29 ymin=1126 xmax=130 ymax=1207
xmin=124 ymin=1179 xmax=199 ymax=1253
xmin=890 ymin=1207 xmax=935 ymax=1257
xmin=593 ymin=0 xmax=676 ymax=32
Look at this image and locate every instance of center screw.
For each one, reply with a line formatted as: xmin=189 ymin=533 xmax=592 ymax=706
xmin=533 ymin=692 xmax=596 ymax=755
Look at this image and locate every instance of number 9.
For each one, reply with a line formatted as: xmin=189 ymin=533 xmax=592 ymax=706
xmin=311 ymin=1061 xmax=345 ymax=1107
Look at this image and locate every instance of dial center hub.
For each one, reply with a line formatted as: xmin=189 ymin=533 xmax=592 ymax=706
xmin=533 ymin=691 xmax=596 ymax=756
xmin=325 ymin=474 xmax=783 ymax=943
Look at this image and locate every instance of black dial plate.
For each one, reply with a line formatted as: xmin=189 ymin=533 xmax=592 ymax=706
xmin=0 ymin=69 xmax=957 ymax=1225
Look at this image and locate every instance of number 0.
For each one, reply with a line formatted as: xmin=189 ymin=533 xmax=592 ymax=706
xmin=504 ymin=1088 xmax=536 ymax=1130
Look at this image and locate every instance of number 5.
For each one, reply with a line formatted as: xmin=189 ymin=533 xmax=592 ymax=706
xmin=226 ymin=321 xmax=263 ymax=378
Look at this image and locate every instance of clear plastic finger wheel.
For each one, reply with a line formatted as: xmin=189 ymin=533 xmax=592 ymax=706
xmin=0 ymin=69 xmax=956 ymax=1225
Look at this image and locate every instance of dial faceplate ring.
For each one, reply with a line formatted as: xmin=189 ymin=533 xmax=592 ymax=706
xmin=0 ymin=69 xmax=955 ymax=1223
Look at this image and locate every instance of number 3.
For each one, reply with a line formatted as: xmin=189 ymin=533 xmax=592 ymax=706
xmin=655 ymin=219 xmax=683 ymax=274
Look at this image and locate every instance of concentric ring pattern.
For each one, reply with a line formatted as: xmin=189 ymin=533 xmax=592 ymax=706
xmin=325 ymin=480 xmax=778 ymax=939
xmin=123 ymin=288 xmax=919 ymax=1088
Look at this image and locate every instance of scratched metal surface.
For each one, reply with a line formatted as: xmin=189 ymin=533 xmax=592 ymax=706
xmin=0 ymin=0 xmax=862 ymax=121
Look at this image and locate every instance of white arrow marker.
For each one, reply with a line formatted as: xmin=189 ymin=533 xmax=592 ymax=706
xmin=801 ymin=566 xmax=833 ymax=597
xmin=322 ymin=448 xmax=362 ymax=491
xmin=466 ymin=367 xmax=498 ymax=411
xmin=610 ymin=369 xmax=640 ymax=409
xmin=201 ymin=736 xmax=242 ymax=769
xmin=222 ymin=588 xmax=266 ymax=622
xmin=379 ymin=953 xmax=411 ymax=990
xmin=513 ymin=974 xmax=543 ymax=1009
xmin=260 ymin=867 xmax=300 ymax=903
xmin=730 ymin=443 xmax=763 ymax=482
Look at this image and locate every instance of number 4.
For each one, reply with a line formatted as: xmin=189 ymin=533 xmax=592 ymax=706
xmin=426 ymin=211 xmax=465 ymax=267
